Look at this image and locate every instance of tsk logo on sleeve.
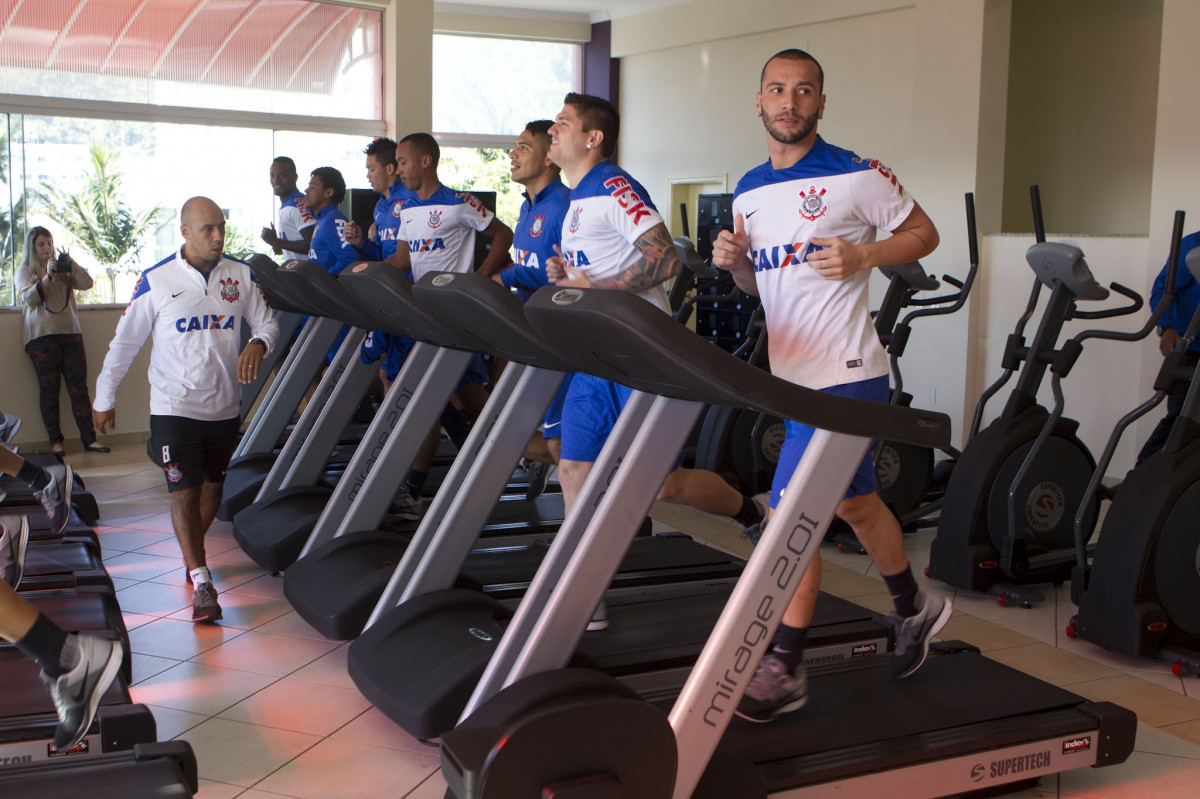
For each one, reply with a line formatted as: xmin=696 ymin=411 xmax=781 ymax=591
xmin=603 ymin=177 xmax=652 ymax=224
xmin=753 ymin=242 xmax=825 ymax=272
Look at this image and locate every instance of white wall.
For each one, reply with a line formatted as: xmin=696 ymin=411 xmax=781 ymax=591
xmin=609 ymin=0 xmax=1191 ymax=478
xmin=1 ymin=306 xmax=152 ymax=448
xmin=1001 ymin=0 xmax=1162 ymax=236
xmin=614 ymin=0 xmax=1010 ymax=449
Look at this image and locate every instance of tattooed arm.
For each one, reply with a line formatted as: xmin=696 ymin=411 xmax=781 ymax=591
xmin=555 ymin=222 xmax=683 ymax=291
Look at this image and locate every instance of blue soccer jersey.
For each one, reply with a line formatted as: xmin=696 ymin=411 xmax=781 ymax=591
xmin=500 ymin=177 xmax=571 ymax=297
xmin=399 ymin=186 xmax=494 ymax=281
xmin=558 ymin=160 xmax=669 ymax=312
xmin=308 ymin=204 xmax=364 ymax=275
xmin=373 ymin=180 xmax=415 ymax=261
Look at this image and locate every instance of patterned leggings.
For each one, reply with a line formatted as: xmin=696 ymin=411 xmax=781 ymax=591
xmin=25 ymin=334 xmax=96 ymax=445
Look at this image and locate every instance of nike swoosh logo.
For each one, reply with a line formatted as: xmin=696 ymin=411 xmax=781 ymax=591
xmin=746 ymin=210 xmax=759 ymax=218
xmin=171 ymin=291 xmax=184 ymax=298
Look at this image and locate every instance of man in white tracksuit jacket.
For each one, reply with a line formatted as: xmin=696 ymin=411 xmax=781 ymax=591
xmin=93 ymin=196 xmax=279 ymax=623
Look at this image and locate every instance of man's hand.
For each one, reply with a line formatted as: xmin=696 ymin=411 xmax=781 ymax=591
xmin=93 ymin=409 xmax=116 ymax=435
xmin=554 ymin=264 xmax=593 ymax=289
xmin=344 ymin=220 xmax=365 ymax=248
xmin=1161 ymin=327 xmax=1182 ymax=357
xmin=547 ymin=245 xmax=566 ymax=283
xmin=260 ymin=224 xmax=283 ymax=255
xmin=806 ymin=236 xmax=868 ymax=280
xmin=238 ymin=340 xmax=267 ymax=384
xmin=711 ymin=213 xmax=752 ymax=271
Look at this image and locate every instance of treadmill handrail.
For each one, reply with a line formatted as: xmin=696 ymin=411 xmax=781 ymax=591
xmin=523 ymin=286 xmax=951 ymax=450
xmin=412 ymin=271 xmax=578 ymax=373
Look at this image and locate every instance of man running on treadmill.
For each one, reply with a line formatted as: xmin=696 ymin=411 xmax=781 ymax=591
xmin=385 ymin=132 xmax=514 ymax=518
xmin=496 ymin=120 xmax=573 ymax=491
xmin=711 ymin=49 xmax=951 ymax=721
xmin=546 ymin=93 xmax=766 ymax=536
xmin=344 ymin=137 xmax=417 ymax=389
xmin=260 ymin=156 xmax=315 ymax=257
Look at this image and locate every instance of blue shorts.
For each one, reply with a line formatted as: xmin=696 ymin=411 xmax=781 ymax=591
xmin=559 ymin=374 xmax=683 ymax=468
xmin=769 ymin=375 xmax=889 ymax=509
xmin=542 ymin=374 xmax=575 ymax=440
xmin=561 ymin=374 xmax=631 ymax=462
xmin=459 ymin=353 xmax=489 ymax=393
xmin=363 ymin=332 xmax=486 ymax=393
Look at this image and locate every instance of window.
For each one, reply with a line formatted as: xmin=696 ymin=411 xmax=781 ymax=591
xmin=433 ymin=35 xmax=581 ymax=138
xmin=433 ymin=34 xmax=582 ymax=230
xmin=0 ymin=112 xmax=367 ymax=306
xmin=0 ymin=0 xmax=384 ymax=306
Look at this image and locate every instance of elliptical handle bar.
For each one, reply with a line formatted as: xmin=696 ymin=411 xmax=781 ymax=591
xmin=897 ymin=195 xmax=980 ymax=330
xmin=1071 ymin=282 xmax=1142 ymax=320
xmin=1062 ymin=213 xmax=1183 ymax=351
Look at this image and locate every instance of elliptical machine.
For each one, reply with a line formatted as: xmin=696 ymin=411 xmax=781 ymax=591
xmin=928 ymin=187 xmax=1148 ymax=600
xmin=1068 ymin=229 xmax=1200 ymax=676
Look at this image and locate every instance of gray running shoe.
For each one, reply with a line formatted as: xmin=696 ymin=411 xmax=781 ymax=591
xmin=192 ymin=582 xmax=223 ymax=623
xmin=889 ymin=591 xmax=953 ymax=678
xmin=389 ymin=484 xmax=424 ymax=521
xmin=34 ymin=464 xmax=73 ymax=535
xmin=43 ymin=634 xmax=124 ymax=751
xmin=0 ymin=515 xmax=30 ymax=588
xmin=0 ymin=413 xmax=21 ymax=444
xmin=735 ymin=654 xmax=808 ymax=722
xmin=586 ymin=600 xmax=609 ymax=632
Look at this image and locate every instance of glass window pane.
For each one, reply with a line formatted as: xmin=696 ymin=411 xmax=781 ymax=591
xmin=433 ymin=35 xmax=580 ymax=137
xmin=440 ymin=146 xmax=524 ymax=231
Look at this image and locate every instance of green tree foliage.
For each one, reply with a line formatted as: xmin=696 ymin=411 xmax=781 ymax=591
xmin=0 ymin=123 xmax=27 ymax=305
xmin=221 ymin=221 xmax=257 ymax=260
xmin=41 ymin=143 xmax=164 ymax=273
xmin=439 ymin=147 xmax=522 ymax=230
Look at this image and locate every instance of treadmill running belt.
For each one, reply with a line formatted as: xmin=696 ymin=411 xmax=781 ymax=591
xmin=719 ymin=647 xmax=1086 ymax=762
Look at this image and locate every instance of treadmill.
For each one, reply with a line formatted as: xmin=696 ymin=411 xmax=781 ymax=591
xmin=218 ymin=256 xmax=370 ymax=521
xmin=231 ymin=259 xmax=562 ymax=574
xmin=435 ymin=264 xmax=1136 ymax=797
xmin=343 ymin=272 xmax=892 ymax=740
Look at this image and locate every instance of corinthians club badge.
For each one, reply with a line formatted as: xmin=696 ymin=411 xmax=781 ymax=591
xmin=799 ymin=186 xmax=828 ymax=221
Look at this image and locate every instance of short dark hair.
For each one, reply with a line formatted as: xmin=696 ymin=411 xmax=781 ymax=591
xmin=310 ymin=166 xmax=346 ymax=205
xmin=563 ymin=93 xmax=619 ymax=158
xmin=761 ymin=49 xmax=824 ymax=93
xmin=271 ymin=156 xmax=297 ymax=173
xmin=363 ymin=137 xmax=398 ymax=167
xmin=400 ymin=132 xmax=440 ymax=166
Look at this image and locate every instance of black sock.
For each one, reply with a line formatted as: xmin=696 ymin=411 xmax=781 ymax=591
xmin=16 ymin=460 xmax=49 ymax=492
xmin=439 ymin=406 xmax=473 ymax=450
xmin=405 ymin=469 xmax=429 ymax=497
xmin=15 ymin=613 xmax=69 ymax=677
xmin=770 ymin=624 xmax=809 ymax=673
xmin=732 ymin=495 xmax=763 ymax=526
xmin=883 ymin=565 xmax=921 ymax=618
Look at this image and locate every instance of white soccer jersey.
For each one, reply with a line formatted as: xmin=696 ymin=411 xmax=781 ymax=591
xmin=399 ymin=186 xmax=494 ymax=282
xmin=94 ymin=251 xmax=279 ymax=421
xmin=559 ymin=160 xmax=669 ymax=312
xmin=733 ymin=137 xmax=915 ymax=389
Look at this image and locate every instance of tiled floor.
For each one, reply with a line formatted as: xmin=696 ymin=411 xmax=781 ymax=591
xmin=67 ymin=442 xmax=1200 ymax=798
